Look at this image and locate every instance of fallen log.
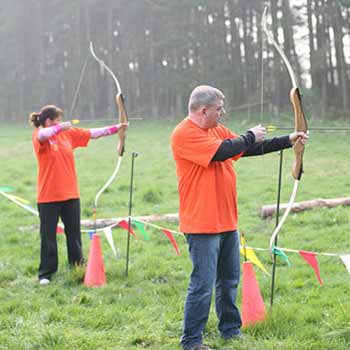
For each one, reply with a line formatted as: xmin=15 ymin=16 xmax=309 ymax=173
xmin=19 ymin=213 xmax=179 ymax=232
xmin=80 ymin=213 xmax=179 ymax=229
xmin=260 ymin=197 xmax=350 ymax=219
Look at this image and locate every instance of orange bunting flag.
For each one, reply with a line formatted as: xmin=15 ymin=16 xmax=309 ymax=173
xmin=161 ymin=229 xmax=180 ymax=255
xmin=299 ymin=250 xmax=323 ymax=285
xmin=118 ymin=220 xmax=138 ymax=239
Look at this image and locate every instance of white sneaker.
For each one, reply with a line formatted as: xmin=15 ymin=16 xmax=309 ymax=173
xmin=39 ymin=278 xmax=50 ymax=285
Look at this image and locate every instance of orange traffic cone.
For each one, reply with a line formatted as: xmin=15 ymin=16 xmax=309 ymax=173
xmin=241 ymin=261 xmax=266 ymax=327
xmin=84 ymin=234 xmax=106 ymax=287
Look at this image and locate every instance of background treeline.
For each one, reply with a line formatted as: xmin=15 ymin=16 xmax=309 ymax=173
xmin=0 ymin=0 xmax=349 ymax=122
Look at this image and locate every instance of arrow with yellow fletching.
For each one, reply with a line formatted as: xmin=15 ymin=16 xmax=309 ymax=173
xmin=267 ymin=125 xmax=350 ymax=132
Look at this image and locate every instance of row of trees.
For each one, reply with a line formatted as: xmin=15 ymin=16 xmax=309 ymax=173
xmin=0 ymin=0 xmax=349 ymax=122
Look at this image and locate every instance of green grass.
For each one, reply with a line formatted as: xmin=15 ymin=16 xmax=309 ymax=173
xmin=0 ymin=120 xmax=350 ymax=350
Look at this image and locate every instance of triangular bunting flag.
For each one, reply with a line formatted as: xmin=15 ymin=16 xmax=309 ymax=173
xmin=56 ymin=225 xmax=64 ymax=235
xmin=299 ymin=250 xmax=323 ymax=285
xmin=161 ymin=229 xmax=180 ymax=255
xmin=240 ymin=235 xmax=270 ymax=276
xmin=240 ymin=247 xmax=270 ymax=276
xmin=0 ymin=189 xmax=39 ymax=216
xmin=103 ymin=227 xmax=118 ymax=258
xmin=23 ymin=204 xmax=39 ymax=215
xmin=272 ymin=247 xmax=291 ymax=266
xmin=340 ymin=254 xmax=350 ymax=273
xmin=88 ymin=230 xmax=95 ymax=240
xmin=118 ymin=220 xmax=138 ymax=239
xmin=0 ymin=187 xmax=14 ymax=192
xmin=132 ymin=220 xmax=151 ymax=240
xmin=8 ymin=194 xmax=30 ymax=204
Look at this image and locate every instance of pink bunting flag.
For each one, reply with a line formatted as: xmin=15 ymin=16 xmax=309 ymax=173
xmin=56 ymin=225 xmax=64 ymax=234
xmin=161 ymin=229 xmax=180 ymax=255
xmin=118 ymin=220 xmax=138 ymax=239
xmin=299 ymin=250 xmax=323 ymax=285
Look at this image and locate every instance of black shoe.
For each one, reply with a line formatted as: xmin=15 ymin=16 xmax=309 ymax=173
xmin=225 ymin=332 xmax=243 ymax=340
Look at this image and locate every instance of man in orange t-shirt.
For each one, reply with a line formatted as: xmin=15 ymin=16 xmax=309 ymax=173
xmin=171 ymin=85 xmax=308 ymax=350
xmin=30 ymin=105 xmax=128 ymax=285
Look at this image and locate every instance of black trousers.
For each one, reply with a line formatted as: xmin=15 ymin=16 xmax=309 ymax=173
xmin=37 ymin=198 xmax=83 ymax=280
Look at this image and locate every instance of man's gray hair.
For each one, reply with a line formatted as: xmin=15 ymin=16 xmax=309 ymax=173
xmin=188 ymin=85 xmax=224 ymax=112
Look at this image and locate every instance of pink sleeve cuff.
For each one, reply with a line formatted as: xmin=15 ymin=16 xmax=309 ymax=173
xmin=109 ymin=125 xmax=119 ymax=134
xmin=90 ymin=125 xmax=119 ymax=139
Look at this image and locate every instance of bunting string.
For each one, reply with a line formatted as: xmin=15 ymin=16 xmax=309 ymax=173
xmin=246 ymin=245 xmax=342 ymax=257
xmin=1 ymin=189 xmax=349 ymax=267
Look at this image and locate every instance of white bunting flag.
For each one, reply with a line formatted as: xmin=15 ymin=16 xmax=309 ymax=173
xmin=340 ymin=255 xmax=350 ymax=273
xmin=103 ymin=227 xmax=118 ymax=258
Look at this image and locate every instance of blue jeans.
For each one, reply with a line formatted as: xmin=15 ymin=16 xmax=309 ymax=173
xmin=181 ymin=231 xmax=242 ymax=349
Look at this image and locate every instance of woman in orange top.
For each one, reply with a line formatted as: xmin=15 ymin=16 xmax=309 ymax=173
xmin=30 ymin=105 xmax=128 ymax=285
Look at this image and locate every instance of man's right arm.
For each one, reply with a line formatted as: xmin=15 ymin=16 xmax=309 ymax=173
xmin=211 ymin=131 xmax=255 ymax=161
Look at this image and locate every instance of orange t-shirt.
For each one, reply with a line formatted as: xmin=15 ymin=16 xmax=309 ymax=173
xmin=32 ymin=128 xmax=91 ymax=203
xmin=171 ymin=118 xmax=243 ymax=234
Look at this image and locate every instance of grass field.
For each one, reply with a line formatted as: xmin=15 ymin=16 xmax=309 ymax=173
xmin=0 ymin=119 xmax=350 ymax=350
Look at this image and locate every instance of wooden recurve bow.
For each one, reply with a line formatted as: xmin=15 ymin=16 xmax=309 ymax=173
xmin=262 ymin=7 xmax=308 ymax=251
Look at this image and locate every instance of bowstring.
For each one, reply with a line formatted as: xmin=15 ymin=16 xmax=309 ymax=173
xmin=260 ymin=8 xmax=267 ymax=177
xmin=69 ymin=56 xmax=89 ymax=118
